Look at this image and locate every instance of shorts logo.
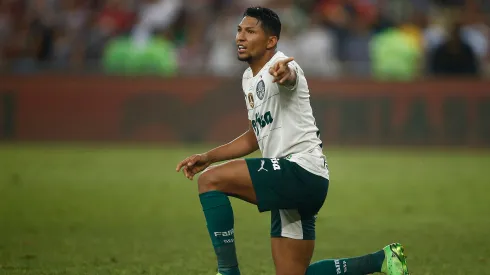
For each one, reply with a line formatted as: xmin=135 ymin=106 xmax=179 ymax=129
xmin=335 ymin=260 xmax=341 ymax=274
xmin=257 ymin=160 xmax=268 ymax=172
xmin=256 ymin=80 xmax=265 ymax=100
xmin=271 ymin=158 xmax=281 ymax=170
xmin=248 ymin=93 xmax=254 ymax=108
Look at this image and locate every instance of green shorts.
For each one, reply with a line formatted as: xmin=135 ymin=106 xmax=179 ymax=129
xmin=245 ymin=157 xmax=329 ymax=240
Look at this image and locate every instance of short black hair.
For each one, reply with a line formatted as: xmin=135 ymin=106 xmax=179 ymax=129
xmin=243 ymin=6 xmax=281 ymax=39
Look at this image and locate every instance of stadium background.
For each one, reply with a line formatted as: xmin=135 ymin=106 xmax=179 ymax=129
xmin=1 ymin=0 xmax=490 ymax=274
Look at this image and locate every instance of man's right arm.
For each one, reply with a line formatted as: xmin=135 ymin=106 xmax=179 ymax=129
xmin=176 ymin=122 xmax=258 ymax=180
xmin=205 ymin=121 xmax=259 ymax=163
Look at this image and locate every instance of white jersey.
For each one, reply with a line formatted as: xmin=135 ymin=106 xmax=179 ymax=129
xmin=242 ymin=51 xmax=329 ymax=179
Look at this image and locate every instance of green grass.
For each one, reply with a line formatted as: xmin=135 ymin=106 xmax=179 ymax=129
xmin=0 ymin=144 xmax=489 ymax=275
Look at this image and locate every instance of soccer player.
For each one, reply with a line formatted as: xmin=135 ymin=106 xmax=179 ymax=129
xmin=176 ymin=6 xmax=410 ymax=275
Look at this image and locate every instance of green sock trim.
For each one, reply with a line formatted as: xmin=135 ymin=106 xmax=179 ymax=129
xmin=199 ymin=190 xmax=231 ymax=210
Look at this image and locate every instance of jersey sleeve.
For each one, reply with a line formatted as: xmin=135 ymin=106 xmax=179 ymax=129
xmin=280 ymin=61 xmax=302 ymax=92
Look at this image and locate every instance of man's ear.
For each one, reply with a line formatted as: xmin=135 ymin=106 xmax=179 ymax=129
xmin=266 ymin=36 xmax=278 ymax=50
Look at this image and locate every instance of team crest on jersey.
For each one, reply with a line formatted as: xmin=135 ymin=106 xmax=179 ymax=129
xmin=256 ymin=80 xmax=265 ymax=100
xmin=247 ymin=93 xmax=254 ymax=108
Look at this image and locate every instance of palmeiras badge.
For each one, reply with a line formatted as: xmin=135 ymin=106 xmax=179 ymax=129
xmin=256 ymin=79 xmax=265 ymax=100
xmin=248 ymin=93 xmax=254 ymax=108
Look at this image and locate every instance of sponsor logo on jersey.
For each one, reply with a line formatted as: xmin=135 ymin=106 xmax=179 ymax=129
xmin=251 ymin=111 xmax=273 ymax=135
xmin=247 ymin=93 xmax=254 ymax=108
xmin=256 ymin=79 xmax=266 ymax=100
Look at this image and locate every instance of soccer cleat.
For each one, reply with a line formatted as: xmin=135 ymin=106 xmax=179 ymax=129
xmin=381 ymin=243 xmax=410 ymax=275
xmin=215 ymin=267 xmax=240 ymax=275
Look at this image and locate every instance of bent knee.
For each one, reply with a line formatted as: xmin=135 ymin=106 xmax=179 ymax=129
xmin=197 ymin=168 xmax=220 ymax=194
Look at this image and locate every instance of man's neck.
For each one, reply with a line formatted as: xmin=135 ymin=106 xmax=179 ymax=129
xmin=249 ymin=50 xmax=277 ymax=76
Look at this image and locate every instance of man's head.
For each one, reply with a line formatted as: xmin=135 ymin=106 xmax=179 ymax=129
xmin=236 ymin=7 xmax=281 ymax=63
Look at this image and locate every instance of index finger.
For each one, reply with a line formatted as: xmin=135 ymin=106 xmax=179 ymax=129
xmin=187 ymin=155 xmax=199 ymax=167
xmin=176 ymin=157 xmax=190 ymax=172
xmin=269 ymin=61 xmax=280 ymax=76
xmin=279 ymin=57 xmax=294 ymax=65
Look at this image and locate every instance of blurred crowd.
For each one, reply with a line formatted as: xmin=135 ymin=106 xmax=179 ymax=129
xmin=0 ymin=0 xmax=489 ymax=79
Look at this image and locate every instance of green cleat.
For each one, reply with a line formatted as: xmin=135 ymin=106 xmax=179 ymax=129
xmin=215 ymin=268 xmax=240 ymax=275
xmin=381 ymin=243 xmax=410 ymax=275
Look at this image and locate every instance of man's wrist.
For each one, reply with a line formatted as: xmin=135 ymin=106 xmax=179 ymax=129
xmin=203 ymin=152 xmax=214 ymax=163
xmin=282 ymin=68 xmax=296 ymax=87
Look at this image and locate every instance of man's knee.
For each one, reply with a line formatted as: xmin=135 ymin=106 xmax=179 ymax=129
xmin=198 ymin=168 xmax=220 ymax=194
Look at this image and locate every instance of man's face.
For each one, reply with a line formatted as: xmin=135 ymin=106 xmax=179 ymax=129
xmin=236 ymin=16 xmax=271 ymax=62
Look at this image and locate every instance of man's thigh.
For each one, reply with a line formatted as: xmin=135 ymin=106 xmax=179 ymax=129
xmin=245 ymin=157 xmax=329 ymax=220
xmin=199 ymin=159 xmax=257 ymax=204
xmin=246 ymin=157 xmax=329 ymax=274
xmin=272 ymin=237 xmax=314 ymax=275
xmin=270 ymin=210 xmax=317 ymax=274
xmin=245 ymin=157 xmax=298 ymax=212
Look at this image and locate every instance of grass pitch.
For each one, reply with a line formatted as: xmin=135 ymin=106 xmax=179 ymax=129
xmin=0 ymin=144 xmax=489 ymax=275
